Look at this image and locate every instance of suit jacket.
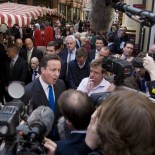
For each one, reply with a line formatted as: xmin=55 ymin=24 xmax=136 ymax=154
xmin=19 ymin=47 xmax=43 ymax=63
xmin=59 ymin=59 xmax=67 ymax=81
xmin=21 ymin=78 xmax=66 ymax=122
xmin=4 ymin=56 xmax=28 ymax=86
xmin=56 ymin=133 xmax=92 ymax=155
xmin=88 ymin=49 xmax=96 ymax=62
xmin=59 ymin=49 xmax=68 ymax=62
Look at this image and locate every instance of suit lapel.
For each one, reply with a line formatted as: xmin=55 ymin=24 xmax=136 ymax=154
xmin=35 ymin=79 xmax=49 ymax=107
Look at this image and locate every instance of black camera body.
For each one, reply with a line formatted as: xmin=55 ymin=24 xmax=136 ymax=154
xmin=102 ymin=56 xmax=133 ymax=85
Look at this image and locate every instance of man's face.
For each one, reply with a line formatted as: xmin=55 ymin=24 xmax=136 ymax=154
xmin=135 ymin=67 xmax=146 ymax=78
xmin=76 ymin=57 xmax=87 ymax=66
xmin=66 ymin=38 xmax=76 ymax=51
xmin=31 ymin=59 xmax=39 ymax=70
xmin=118 ymin=30 xmax=125 ymax=38
xmin=149 ymin=44 xmax=155 ymax=54
xmin=76 ymin=34 xmax=81 ymax=40
xmin=16 ymin=39 xmax=23 ymax=49
xmin=95 ymin=40 xmax=104 ymax=51
xmin=25 ymin=39 xmax=33 ymax=51
xmin=123 ymin=43 xmax=134 ymax=57
xmin=89 ymin=66 xmax=104 ymax=86
xmin=7 ymin=48 xmax=15 ymax=58
xmin=41 ymin=60 xmax=61 ymax=85
xmin=98 ymin=49 xmax=109 ymax=58
xmin=46 ymin=46 xmax=56 ymax=55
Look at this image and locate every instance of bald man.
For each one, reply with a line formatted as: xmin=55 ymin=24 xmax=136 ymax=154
xmin=19 ymin=38 xmax=43 ymax=65
xmin=16 ymin=38 xmax=23 ymax=50
xmin=30 ymin=57 xmax=40 ymax=81
xmin=98 ymin=46 xmax=110 ymax=59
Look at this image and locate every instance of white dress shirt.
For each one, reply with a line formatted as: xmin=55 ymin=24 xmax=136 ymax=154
xmin=77 ymin=77 xmax=110 ymax=96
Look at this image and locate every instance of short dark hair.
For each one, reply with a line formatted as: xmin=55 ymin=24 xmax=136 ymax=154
xmin=124 ymin=41 xmax=134 ymax=48
xmin=96 ymin=36 xmax=107 ymax=46
xmin=40 ymin=54 xmax=61 ymax=68
xmin=7 ymin=44 xmax=18 ymax=53
xmin=58 ymin=89 xmax=95 ymax=130
xmin=47 ymin=41 xmax=60 ymax=51
xmin=76 ymin=47 xmax=88 ymax=58
xmin=97 ymin=90 xmax=155 ymax=155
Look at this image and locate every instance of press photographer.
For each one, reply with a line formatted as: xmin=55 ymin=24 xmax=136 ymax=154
xmin=124 ymin=52 xmax=151 ymax=93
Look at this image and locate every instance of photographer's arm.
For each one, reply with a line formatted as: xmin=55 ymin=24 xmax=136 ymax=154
xmin=143 ymin=55 xmax=155 ymax=98
xmin=143 ymin=55 xmax=155 ymax=80
xmin=44 ymin=137 xmax=57 ymax=155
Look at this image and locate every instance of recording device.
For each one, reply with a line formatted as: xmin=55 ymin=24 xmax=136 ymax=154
xmin=112 ymin=2 xmax=155 ymax=27
xmin=0 ymin=82 xmax=54 ymax=155
xmin=102 ymin=56 xmax=133 ymax=85
xmin=16 ymin=106 xmax=54 ymax=155
xmin=90 ymin=0 xmax=155 ymax=32
xmin=0 ymin=82 xmax=25 ymax=155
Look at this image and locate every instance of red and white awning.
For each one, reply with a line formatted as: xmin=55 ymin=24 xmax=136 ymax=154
xmin=0 ymin=12 xmax=31 ymax=27
xmin=0 ymin=2 xmax=65 ymax=27
xmin=0 ymin=2 xmax=47 ymax=19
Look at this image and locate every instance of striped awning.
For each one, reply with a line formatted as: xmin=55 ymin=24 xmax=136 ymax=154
xmin=0 ymin=2 xmax=65 ymax=27
xmin=0 ymin=2 xmax=47 ymax=19
xmin=0 ymin=12 xmax=31 ymax=27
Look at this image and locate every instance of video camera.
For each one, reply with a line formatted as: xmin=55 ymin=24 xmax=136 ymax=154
xmin=102 ymin=56 xmax=133 ymax=86
xmin=0 ymin=82 xmax=54 ymax=155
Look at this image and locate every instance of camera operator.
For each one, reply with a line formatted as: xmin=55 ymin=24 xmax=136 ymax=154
xmin=124 ymin=52 xmax=150 ymax=93
xmin=143 ymin=54 xmax=155 ymax=98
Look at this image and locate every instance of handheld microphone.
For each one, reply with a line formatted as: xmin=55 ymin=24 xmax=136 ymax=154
xmin=27 ymin=106 xmax=54 ymax=137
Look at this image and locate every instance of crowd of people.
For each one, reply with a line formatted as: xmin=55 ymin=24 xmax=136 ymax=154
xmin=0 ymin=18 xmax=155 ymax=155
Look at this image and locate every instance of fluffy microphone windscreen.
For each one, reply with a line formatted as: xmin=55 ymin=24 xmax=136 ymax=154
xmin=27 ymin=106 xmax=54 ymax=136
xmin=90 ymin=0 xmax=114 ymax=32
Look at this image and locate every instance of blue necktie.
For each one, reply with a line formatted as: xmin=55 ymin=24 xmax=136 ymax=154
xmin=48 ymin=85 xmax=55 ymax=110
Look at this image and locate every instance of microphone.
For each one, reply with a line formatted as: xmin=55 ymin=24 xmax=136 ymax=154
xmin=90 ymin=0 xmax=115 ymax=32
xmin=27 ymin=106 xmax=54 ymax=137
xmin=112 ymin=2 xmax=155 ymax=26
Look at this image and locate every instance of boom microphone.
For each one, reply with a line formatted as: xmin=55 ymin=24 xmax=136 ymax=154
xmin=90 ymin=0 xmax=119 ymax=32
xmin=113 ymin=2 xmax=155 ymax=26
xmin=27 ymin=106 xmax=54 ymax=137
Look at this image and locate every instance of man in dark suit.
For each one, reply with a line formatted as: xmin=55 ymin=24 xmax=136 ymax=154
xmin=59 ymin=35 xmax=77 ymax=63
xmin=56 ymin=89 xmax=95 ymax=155
xmin=30 ymin=57 xmax=41 ymax=81
xmin=59 ymin=35 xmax=77 ymax=87
xmin=0 ymin=42 xmax=8 ymax=103
xmin=4 ymin=44 xmax=28 ymax=101
xmin=46 ymin=41 xmax=67 ymax=82
xmin=88 ymin=36 xmax=107 ymax=62
xmin=68 ymin=47 xmax=90 ymax=89
xmin=19 ymin=38 xmax=43 ymax=64
xmin=21 ymin=54 xmax=66 ymax=140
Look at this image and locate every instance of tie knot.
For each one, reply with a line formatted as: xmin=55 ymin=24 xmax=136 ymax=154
xmin=48 ymin=85 xmax=52 ymax=90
